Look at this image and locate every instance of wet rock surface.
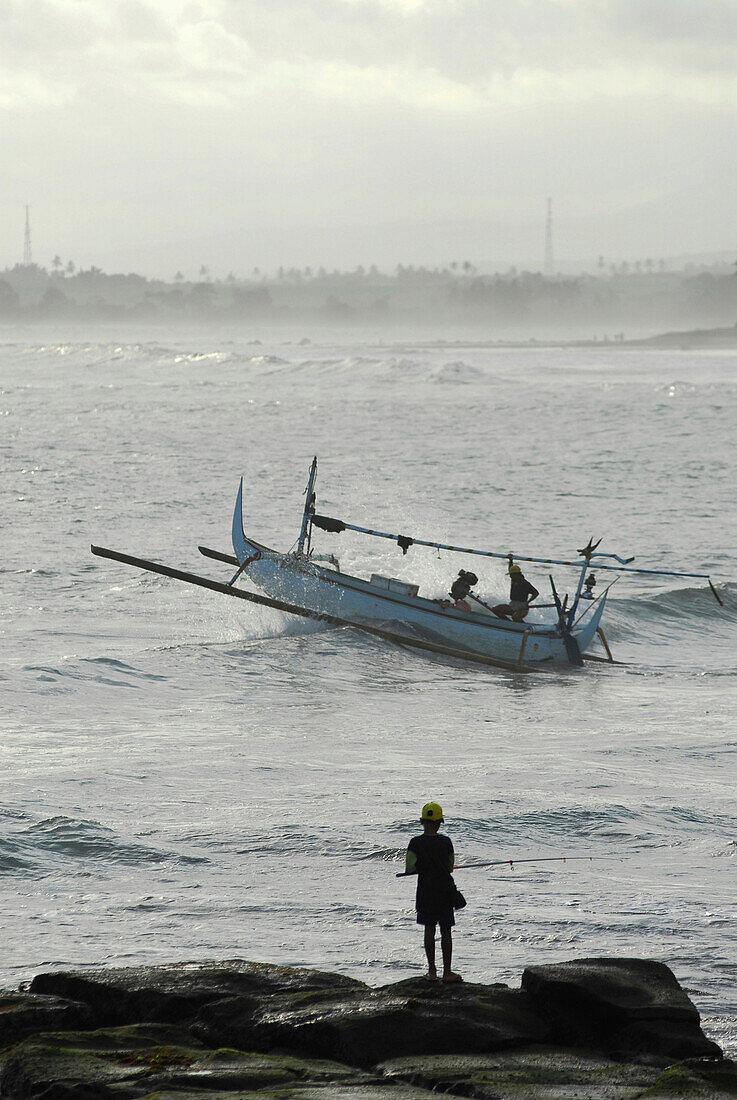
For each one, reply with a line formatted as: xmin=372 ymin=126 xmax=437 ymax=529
xmin=30 ymin=959 xmax=364 ymax=1029
xmin=0 ymin=990 xmax=94 ymax=1049
xmin=380 ymin=1050 xmax=737 ymax=1099
xmin=1 ymin=1023 xmax=378 ymax=1099
xmin=195 ymin=977 xmax=549 ymax=1066
xmin=0 ymin=957 xmax=733 ymax=1099
xmin=379 ymin=1048 xmax=663 ymax=1098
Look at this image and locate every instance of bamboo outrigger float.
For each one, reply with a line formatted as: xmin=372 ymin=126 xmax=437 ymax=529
xmin=91 ymin=457 xmax=723 ymax=672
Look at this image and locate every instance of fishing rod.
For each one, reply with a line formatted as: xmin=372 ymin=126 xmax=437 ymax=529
xmin=309 ymin=513 xmax=722 ymax=599
xmin=395 ymin=855 xmax=613 ymax=877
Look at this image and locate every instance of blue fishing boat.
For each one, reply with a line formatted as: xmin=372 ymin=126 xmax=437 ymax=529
xmin=230 ymin=473 xmax=608 ymax=668
xmin=91 ymin=457 xmax=722 ymax=673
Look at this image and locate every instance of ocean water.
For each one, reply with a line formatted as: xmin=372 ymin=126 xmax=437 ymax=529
xmin=2 ymin=331 xmax=735 ymax=1054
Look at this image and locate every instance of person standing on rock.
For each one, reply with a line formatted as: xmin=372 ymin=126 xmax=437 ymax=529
xmin=405 ymin=801 xmax=463 ymax=983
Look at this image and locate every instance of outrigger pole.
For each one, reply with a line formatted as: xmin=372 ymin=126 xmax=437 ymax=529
xmin=309 ymin=512 xmax=723 ymax=600
xmin=90 ymin=545 xmax=543 ymax=674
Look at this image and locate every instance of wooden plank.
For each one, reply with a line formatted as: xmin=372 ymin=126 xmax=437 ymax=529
xmin=199 ymin=545 xmax=237 ymax=566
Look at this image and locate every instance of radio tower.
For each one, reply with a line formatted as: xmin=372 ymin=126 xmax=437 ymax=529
xmin=23 ymin=205 xmax=33 ymax=267
xmin=544 ymin=197 xmax=554 ymax=277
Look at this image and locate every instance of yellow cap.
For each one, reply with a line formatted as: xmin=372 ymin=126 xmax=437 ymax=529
xmin=508 ymin=564 xmax=522 ymax=574
xmin=421 ymin=801 xmax=443 ymax=821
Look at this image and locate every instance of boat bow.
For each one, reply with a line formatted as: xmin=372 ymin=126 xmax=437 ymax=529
xmin=232 ymin=478 xmax=261 ymax=564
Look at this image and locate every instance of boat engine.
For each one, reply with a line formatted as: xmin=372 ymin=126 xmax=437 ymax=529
xmin=450 ymin=570 xmax=479 ymax=602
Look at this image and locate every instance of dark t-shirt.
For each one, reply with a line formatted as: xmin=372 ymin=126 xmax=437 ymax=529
xmin=407 ymin=833 xmax=455 ymax=915
xmin=510 ymin=575 xmax=539 ymax=603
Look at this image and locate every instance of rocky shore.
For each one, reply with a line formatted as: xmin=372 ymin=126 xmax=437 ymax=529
xmin=0 ymin=956 xmax=734 ymax=1099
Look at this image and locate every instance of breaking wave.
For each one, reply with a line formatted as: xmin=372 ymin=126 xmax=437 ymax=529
xmin=0 ymin=815 xmax=208 ymax=878
xmin=601 ymin=581 xmax=735 ymax=634
xmin=10 ymin=343 xmax=494 ymax=385
xmin=581 ymin=580 xmax=736 ymax=672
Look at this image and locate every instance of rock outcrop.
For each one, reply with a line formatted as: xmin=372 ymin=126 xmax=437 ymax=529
xmin=0 ymin=956 xmax=732 ymax=1099
xmin=0 ymin=990 xmax=95 ymax=1050
xmin=196 ymin=977 xmax=549 ymax=1066
xmin=29 ymin=958 xmax=363 ymax=1029
xmin=521 ymin=957 xmax=723 ymax=1061
xmin=1 ymin=1024 xmax=378 ymax=1100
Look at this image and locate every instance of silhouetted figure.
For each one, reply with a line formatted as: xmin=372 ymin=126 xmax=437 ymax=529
xmin=405 ymin=802 xmax=463 ymax=983
xmin=492 ymin=564 xmax=539 ymax=621
xmin=448 ymin=569 xmax=478 ymax=611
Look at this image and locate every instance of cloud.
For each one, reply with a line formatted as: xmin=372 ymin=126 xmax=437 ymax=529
xmin=213 ymin=0 xmax=737 ymax=97
xmin=0 ymin=0 xmax=734 ymax=267
xmin=606 ymin=0 xmax=737 ymax=71
xmin=2 ymin=0 xmax=736 ymax=110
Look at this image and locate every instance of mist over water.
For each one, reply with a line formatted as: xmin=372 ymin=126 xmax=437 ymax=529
xmin=2 ymin=332 xmax=735 ymax=1055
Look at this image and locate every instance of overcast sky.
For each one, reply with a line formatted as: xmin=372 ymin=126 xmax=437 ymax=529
xmin=2 ymin=0 xmax=736 ymax=275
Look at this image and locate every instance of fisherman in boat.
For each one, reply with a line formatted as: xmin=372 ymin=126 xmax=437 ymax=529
xmin=448 ymin=569 xmax=479 ymax=611
xmin=492 ymin=563 xmax=539 ymax=621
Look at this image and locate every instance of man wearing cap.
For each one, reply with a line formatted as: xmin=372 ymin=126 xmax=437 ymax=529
xmin=405 ymin=802 xmax=462 ymax=982
xmin=492 ymin=563 xmax=540 ymax=621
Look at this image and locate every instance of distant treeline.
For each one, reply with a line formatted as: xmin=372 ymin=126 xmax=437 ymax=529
xmin=1 ymin=261 xmax=736 ymax=330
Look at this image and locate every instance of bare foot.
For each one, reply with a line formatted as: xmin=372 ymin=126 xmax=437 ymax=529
xmin=442 ymin=971 xmax=463 ymax=983
xmin=427 ymin=967 xmax=438 ymax=980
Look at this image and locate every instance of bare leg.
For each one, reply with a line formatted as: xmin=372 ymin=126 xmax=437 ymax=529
xmin=441 ymin=929 xmax=462 ymax=982
xmin=423 ymin=924 xmax=437 ymax=978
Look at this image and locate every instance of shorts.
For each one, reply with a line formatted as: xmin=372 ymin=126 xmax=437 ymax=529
xmin=416 ymin=906 xmax=455 ymax=930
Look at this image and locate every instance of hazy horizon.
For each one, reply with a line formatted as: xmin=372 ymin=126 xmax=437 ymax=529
xmin=3 ymin=0 xmax=736 ymax=277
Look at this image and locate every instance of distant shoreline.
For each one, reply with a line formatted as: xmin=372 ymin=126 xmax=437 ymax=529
xmin=624 ymin=324 xmax=737 ymax=349
xmin=397 ymin=325 xmax=737 ymax=350
xmin=0 ymin=319 xmax=735 ymax=350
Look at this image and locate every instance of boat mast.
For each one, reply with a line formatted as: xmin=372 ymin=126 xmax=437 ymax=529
xmin=568 ymin=538 xmax=600 ymax=620
xmin=297 ymin=456 xmax=318 ymax=555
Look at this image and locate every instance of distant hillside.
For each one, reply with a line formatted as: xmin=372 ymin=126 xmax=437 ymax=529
xmin=1 ymin=262 xmax=735 ymax=334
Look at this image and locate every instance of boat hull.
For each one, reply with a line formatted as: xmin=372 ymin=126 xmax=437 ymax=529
xmin=232 ymin=484 xmax=606 ymax=665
